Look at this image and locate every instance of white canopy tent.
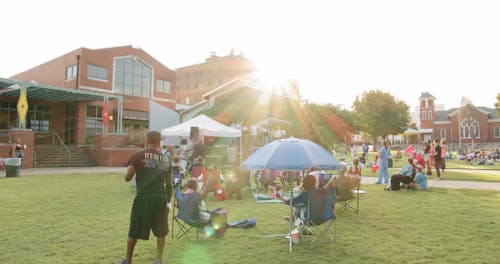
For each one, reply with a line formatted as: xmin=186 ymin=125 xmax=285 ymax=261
xmin=161 ymin=114 xmax=241 ymax=138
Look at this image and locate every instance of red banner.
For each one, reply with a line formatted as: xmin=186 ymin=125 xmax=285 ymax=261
xmin=102 ymin=100 xmax=109 ymax=132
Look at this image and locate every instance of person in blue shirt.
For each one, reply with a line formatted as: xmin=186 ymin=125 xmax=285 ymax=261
xmin=376 ymin=140 xmax=390 ymax=184
xmin=414 ymin=166 xmax=428 ymax=191
xmin=389 ymin=157 xmax=416 ymax=191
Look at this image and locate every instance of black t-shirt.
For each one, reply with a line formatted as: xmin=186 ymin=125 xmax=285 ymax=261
xmin=128 ymin=148 xmax=172 ymax=202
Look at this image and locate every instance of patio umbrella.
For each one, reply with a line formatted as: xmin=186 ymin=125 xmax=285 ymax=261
xmin=241 ymin=137 xmax=341 ymax=171
xmin=240 ymin=137 xmax=341 ymax=253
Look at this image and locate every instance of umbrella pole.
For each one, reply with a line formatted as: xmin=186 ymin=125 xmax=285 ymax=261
xmin=289 ymin=185 xmax=293 ymax=253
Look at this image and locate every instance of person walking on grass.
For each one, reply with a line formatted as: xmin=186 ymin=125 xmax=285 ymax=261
xmin=375 ymin=140 xmax=390 ymax=185
xmin=423 ymin=140 xmax=432 ymax=175
xmin=440 ymin=139 xmax=447 ymax=172
xmin=117 ymin=131 xmax=172 ymax=264
xmin=433 ymin=138 xmax=442 ymax=181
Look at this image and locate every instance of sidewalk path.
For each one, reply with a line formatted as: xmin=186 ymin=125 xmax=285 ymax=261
xmin=3 ymin=166 xmax=500 ymax=191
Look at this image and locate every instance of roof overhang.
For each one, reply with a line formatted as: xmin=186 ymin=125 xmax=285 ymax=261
xmin=418 ymin=128 xmax=433 ymax=134
xmin=0 ymin=78 xmax=122 ymax=103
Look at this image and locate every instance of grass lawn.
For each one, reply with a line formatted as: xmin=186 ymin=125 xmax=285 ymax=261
xmin=1 ymin=173 xmax=499 ymax=264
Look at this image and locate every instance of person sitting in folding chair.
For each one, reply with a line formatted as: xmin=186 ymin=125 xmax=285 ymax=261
xmin=325 ymin=164 xmax=355 ymax=213
xmin=280 ymin=175 xmax=336 ymax=243
xmin=173 ymin=173 xmax=214 ymax=240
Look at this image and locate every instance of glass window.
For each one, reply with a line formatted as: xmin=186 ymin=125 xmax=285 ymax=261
xmin=88 ymin=64 xmax=108 ymax=81
xmin=114 ymin=57 xmax=152 ymax=98
xmin=156 ymin=80 xmax=172 ymax=93
xmin=460 ymin=118 xmax=480 ymax=139
xmin=495 ymin=127 xmax=500 ymax=138
xmin=185 ymin=96 xmax=190 ymax=105
xmin=86 ymin=105 xmax=103 ymax=137
xmin=428 ymin=111 xmax=432 ymax=120
xmin=422 ymin=112 xmax=427 ymax=120
xmin=440 ymin=128 xmax=446 ymax=140
xmin=66 ymin=64 xmax=78 ymax=80
xmin=27 ymin=104 xmax=50 ymax=132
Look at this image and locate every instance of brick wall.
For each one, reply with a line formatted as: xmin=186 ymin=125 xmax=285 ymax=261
xmin=93 ymin=133 xmax=141 ymax=167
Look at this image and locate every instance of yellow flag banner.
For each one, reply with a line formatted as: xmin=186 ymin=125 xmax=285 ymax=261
xmin=17 ymin=87 xmax=29 ymax=128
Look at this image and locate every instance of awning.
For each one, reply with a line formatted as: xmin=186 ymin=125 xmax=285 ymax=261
xmin=0 ymin=78 xmax=122 ymax=103
xmin=0 ymin=77 xmax=124 ymax=133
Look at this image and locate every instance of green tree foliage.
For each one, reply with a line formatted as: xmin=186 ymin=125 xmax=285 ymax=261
xmin=200 ymin=86 xmax=357 ymax=150
xmin=496 ymin=93 xmax=500 ymax=116
xmin=352 ymin=90 xmax=411 ymax=143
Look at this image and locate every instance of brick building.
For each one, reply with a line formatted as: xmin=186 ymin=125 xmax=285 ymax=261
xmin=175 ymin=51 xmax=255 ymax=106
xmin=4 ymin=45 xmax=176 ymax=145
xmin=418 ymin=92 xmax=500 ymax=146
xmin=1 ymin=45 xmax=177 ymax=168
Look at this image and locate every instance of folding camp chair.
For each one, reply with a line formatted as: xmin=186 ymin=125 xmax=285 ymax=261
xmin=335 ymin=175 xmax=357 ymax=214
xmin=296 ymin=189 xmax=336 ymax=244
xmin=347 ymin=170 xmax=364 ymax=214
xmin=172 ymin=189 xmax=207 ymax=242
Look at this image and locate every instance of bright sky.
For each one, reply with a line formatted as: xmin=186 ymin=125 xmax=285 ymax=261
xmin=2 ymin=0 xmax=499 ymax=110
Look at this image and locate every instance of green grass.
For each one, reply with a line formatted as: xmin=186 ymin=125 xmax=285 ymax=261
xmin=1 ymin=173 xmax=499 ymax=264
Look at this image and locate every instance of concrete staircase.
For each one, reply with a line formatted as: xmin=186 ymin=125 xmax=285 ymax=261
xmin=34 ymin=145 xmax=99 ymax=168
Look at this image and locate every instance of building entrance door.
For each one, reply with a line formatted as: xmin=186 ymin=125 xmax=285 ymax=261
xmin=64 ymin=105 xmax=77 ymax=145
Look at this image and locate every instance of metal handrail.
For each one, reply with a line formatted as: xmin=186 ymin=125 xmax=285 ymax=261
xmin=86 ymin=135 xmax=95 ymax=146
xmin=52 ymin=132 xmax=71 ymax=165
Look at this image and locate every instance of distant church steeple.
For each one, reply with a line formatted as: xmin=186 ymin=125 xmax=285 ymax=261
xmin=419 ymin=92 xmax=436 ymax=129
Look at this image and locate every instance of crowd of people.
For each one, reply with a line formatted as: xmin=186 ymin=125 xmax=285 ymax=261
xmin=118 ymin=130 xmax=498 ymax=263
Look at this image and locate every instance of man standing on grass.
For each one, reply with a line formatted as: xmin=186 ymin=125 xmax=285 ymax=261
xmin=432 ymin=138 xmax=442 ymax=181
xmin=118 ymin=131 xmax=172 ymax=264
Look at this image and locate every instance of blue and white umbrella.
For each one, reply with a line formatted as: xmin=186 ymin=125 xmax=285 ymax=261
xmin=241 ymin=137 xmax=341 ymax=171
xmin=240 ymin=137 xmax=340 ymax=253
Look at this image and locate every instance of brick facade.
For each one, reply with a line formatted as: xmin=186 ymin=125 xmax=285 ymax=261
xmin=419 ymin=92 xmax=500 ymax=144
xmin=7 ymin=45 xmax=177 ymax=146
xmin=176 ymin=51 xmax=255 ymax=105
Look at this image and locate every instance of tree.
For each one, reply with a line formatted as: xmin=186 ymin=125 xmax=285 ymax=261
xmin=496 ymin=93 xmax=500 ymax=117
xmin=352 ymin=90 xmax=411 ymax=148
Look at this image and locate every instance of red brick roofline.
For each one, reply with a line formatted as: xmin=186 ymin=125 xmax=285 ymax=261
xmin=175 ymin=52 xmax=253 ymax=70
xmin=11 ymin=45 xmax=174 ymax=78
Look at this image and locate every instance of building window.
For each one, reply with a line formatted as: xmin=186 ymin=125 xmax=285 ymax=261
xmin=185 ymin=72 xmax=190 ymax=79
xmin=157 ymin=80 xmax=171 ymax=93
xmin=424 ymin=99 xmax=429 ymax=108
xmin=460 ymin=118 xmax=480 ymax=139
xmin=88 ymin=64 xmax=108 ymax=81
xmin=114 ymin=57 xmax=152 ymax=98
xmin=66 ymin=64 xmax=78 ymax=80
xmin=422 ymin=112 xmax=427 ymax=120
xmin=494 ymin=127 xmax=500 ymax=138
xmin=440 ymin=128 xmax=446 ymax=140
xmin=0 ymin=102 xmax=21 ymax=129
xmin=185 ymin=84 xmax=189 ymax=90
xmin=185 ymin=96 xmax=190 ymax=105
xmin=27 ymin=104 xmax=50 ymax=132
xmin=176 ymin=86 xmax=181 ymax=92
xmin=428 ymin=111 xmax=432 ymax=120
xmin=86 ymin=105 xmax=104 ymax=137
xmin=195 ymin=83 xmax=202 ymax=90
